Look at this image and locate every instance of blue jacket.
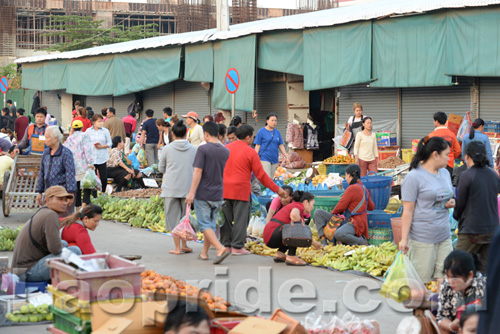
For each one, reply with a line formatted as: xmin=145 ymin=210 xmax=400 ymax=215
xmin=36 ymin=144 xmax=77 ymax=194
xmin=461 ymin=130 xmax=493 ymax=168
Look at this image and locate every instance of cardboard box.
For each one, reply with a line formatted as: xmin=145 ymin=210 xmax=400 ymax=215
xmin=376 ymin=132 xmax=397 ymax=147
xmin=229 ymin=317 xmax=287 ymax=334
xmin=447 ymin=113 xmax=462 ymax=135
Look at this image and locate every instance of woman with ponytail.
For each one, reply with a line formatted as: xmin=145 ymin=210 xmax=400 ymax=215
xmin=263 ymin=191 xmax=321 ymax=266
xmin=453 ymin=141 xmax=500 ymax=271
xmin=60 ymin=204 xmax=103 ymax=254
xmin=461 ymin=118 xmax=493 ymax=168
xmin=314 ymin=164 xmax=374 ymax=246
xmin=400 ymin=136 xmax=455 ymax=283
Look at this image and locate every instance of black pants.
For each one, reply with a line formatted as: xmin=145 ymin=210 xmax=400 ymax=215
xmin=265 ymin=226 xmax=296 ymax=256
xmin=76 ymin=181 xmax=92 ymax=207
xmin=94 ymin=163 xmax=107 ymax=193
xmin=107 ymin=167 xmax=129 ymax=192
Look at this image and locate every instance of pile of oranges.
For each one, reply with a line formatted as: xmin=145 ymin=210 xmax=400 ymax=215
xmin=141 ymin=270 xmax=229 ymax=311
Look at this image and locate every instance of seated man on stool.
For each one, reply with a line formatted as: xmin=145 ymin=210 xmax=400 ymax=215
xmin=11 ymin=186 xmax=82 ymax=282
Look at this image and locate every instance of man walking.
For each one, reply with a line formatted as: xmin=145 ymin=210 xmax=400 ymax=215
xmin=221 ymin=125 xmax=285 ymax=254
xmin=7 ymin=99 xmax=16 ymax=120
xmin=186 ymin=122 xmax=231 ymax=264
xmin=15 ymin=108 xmax=29 ymax=142
xmin=14 ymin=108 xmax=48 ymax=155
xmin=141 ymin=109 xmax=160 ymax=166
xmin=428 ymin=111 xmax=461 ymax=178
xmin=104 ymin=107 xmax=126 ymax=143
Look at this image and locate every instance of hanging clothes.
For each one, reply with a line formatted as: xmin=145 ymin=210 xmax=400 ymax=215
xmin=303 ymin=123 xmax=319 ymax=150
xmin=324 ymin=112 xmax=335 ymax=133
xmin=286 ymin=122 xmax=304 ymax=149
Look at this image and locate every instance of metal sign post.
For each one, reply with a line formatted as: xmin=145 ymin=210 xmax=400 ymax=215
xmin=225 ymin=68 xmax=239 ymax=118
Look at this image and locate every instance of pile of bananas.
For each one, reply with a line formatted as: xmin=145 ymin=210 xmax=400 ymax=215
xmin=245 ymin=241 xmax=277 ymax=256
xmin=312 ymin=175 xmax=328 ymax=187
xmin=323 ymin=155 xmax=355 ymax=164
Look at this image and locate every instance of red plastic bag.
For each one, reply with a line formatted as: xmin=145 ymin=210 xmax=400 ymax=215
xmin=172 ymin=204 xmax=196 ymax=241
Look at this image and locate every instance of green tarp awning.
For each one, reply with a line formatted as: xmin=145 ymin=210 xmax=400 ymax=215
xmin=212 ymin=35 xmax=256 ymax=112
xmin=184 ymin=43 xmax=214 ymax=83
xmin=446 ymin=7 xmax=500 ymax=76
xmin=258 ymin=31 xmax=304 ymax=76
xmin=303 ymin=21 xmax=372 ymax=91
xmin=22 ymin=63 xmax=44 ymax=91
xmin=372 ymin=13 xmax=451 ymax=87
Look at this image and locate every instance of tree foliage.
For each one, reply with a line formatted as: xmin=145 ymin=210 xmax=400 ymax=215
xmin=43 ymin=15 xmax=159 ymax=52
xmin=0 ymin=64 xmax=21 ymax=89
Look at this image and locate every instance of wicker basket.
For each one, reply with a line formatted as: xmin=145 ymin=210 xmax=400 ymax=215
xmin=368 ymin=228 xmax=393 ymax=246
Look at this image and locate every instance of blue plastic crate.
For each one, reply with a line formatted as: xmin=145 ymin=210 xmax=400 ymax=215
xmin=16 ymin=281 xmax=48 ymax=294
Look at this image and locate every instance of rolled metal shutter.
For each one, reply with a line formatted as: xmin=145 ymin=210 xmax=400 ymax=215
xmin=338 ymin=86 xmax=399 ymax=128
xmin=401 ymin=86 xmax=471 ymax=148
xmin=40 ymin=90 xmax=62 ymax=123
xmin=86 ymin=96 xmax=113 ymax=116
xmin=112 ymin=94 xmax=135 ymax=119
xmin=253 ymin=82 xmax=288 ymax=140
xmin=142 ymin=83 xmax=174 ymax=120
xmin=479 ymin=78 xmax=500 ymax=122
xmin=174 ymin=81 xmax=211 ymax=117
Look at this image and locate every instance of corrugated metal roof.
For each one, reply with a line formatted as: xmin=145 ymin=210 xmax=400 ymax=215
xmin=16 ymin=0 xmax=500 ymax=64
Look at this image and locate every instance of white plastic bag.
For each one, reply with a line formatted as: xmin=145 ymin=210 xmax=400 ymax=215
xmin=251 ymin=217 xmax=266 ymax=237
xmin=247 ymin=216 xmax=256 ymax=235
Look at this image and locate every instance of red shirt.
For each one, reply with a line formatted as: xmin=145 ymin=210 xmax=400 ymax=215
xmin=332 ymin=181 xmax=374 ymax=238
xmin=72 ymin=116 xmax=92 ymax=132
xmin=122 ymin=115 xmax=137 ymax=135
xmin=263 ymin=202 xmax=305 ymax=244
xmin=429 ymin=127 xmax=461 ymax=168
xmin=61 ymin=223 xmax=96 ymax=255
xmin=15 ymin=116 xmax=29 ymax=142
xmin=223 ymin=140 xmax=279 ymax=201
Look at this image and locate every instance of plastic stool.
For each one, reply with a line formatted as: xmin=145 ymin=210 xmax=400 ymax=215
xmin=15 ymin=281 xmax=48 ymax=294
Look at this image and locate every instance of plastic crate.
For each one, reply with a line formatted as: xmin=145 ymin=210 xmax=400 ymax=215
xmin=50 ymin=305 xmax=92 ymax=334
xmin=342 ymin=172 xmax=393 ymax=210
xmin=48 ymin=253 xmax=145 ymax=302
xmin=309 ymin=189 xmax=344 ymax=197
xmin=47 ymin=285 xmax=91 ymax=321
xmin=368 ymin=228 xmax=393 ymax=246
xmin=15 ymin=281 xmax=47 ymax=294
xmin=311 ymin=196 xmax=342 ymax=217
xmin=326 ymin=164 xmax=349 ymax=176
xmin=367 ymin=210 xmax=392 ymax=229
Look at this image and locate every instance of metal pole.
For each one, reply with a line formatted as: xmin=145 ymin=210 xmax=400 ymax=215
xmin=231 ymin=94 xmax=235 ymax=118
xmin=3 ymin=93 xmax=5 ymax=108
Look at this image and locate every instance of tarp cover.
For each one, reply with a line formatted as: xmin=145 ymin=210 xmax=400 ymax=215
xmin=184 ymin=43 xmax=214 ymax=83
xmin=258 ymin=31 xmax=304 ymax=76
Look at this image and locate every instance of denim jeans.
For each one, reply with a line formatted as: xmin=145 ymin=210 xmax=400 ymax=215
xmin=194 ymin=199 xmax=223 ymax=233
xmin=20 ymin=240 xmax=82 ymax=282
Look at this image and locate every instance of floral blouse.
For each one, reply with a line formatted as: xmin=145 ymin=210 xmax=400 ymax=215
xmin=436 ymin=272 xmax=486 ymax=323
xmin=64 ymin=131 xmax=94 ymax=181
xmin=107 ymin=148 xmax=123 ymax=168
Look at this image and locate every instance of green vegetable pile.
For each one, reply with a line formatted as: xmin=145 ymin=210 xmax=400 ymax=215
xmin=0 ymin=226 xmax=22 ymax=251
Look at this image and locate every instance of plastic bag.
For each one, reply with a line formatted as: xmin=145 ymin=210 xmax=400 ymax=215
xmin=343 ymin=312 xmax=376 ymax=334
xmin=172 ymin=204 xmax=196 ymax=241
xmin=137 ymin=148 xmax=147 ymax=166
xmin=95 ymin=173 xmax=102 ymax=191
xmin=251 ymin=216 xmax=266 ymax=237
xmin=1 ymin=273 xmax=19 ymax=294
xmin=81 ymin=169 xmax=97 ymax=189
xmin=127 ymin=151 xmax=140 ymax=170
xmin=457 ymin=111 xmax=472 ymax=142
xmin=379 ymin=252 xmax=428 ymax=304
xmin=247 ymin=216 xmax=256 ymax=235
xmin=303 ymin=311 xmax=346 ymax=334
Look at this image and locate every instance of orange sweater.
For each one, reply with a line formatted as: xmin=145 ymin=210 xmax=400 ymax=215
xmin=429 ymin=127 xmax=461 ymax=168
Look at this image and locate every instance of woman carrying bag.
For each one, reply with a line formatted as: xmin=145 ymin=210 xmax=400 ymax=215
xmin=263 ymin=191 xmax=321 ymax=266
xmin=314 ymin=164 xmax=374 ymax=246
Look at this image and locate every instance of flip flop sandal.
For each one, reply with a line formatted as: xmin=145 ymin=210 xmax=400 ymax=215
xmin=197 ymin=254 xmax=209 ymax=261
xmin=285 ymin=259 xmax=306 ymax=266
xmin=213 ymin=250 xmax=231 ymax=265
xmin=169 ymin=250 xmax=183 ymax=255
xmin=182 ymin=248 xmax=193 ymax=253
xmin=273 ymin=256 xmax=286 ymax=263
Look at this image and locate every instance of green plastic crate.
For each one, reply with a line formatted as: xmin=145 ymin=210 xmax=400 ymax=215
xmin=50 ymin=306 xmax=92 ymax=334
xmin=311 ymin=196 xmax=342 ymax=217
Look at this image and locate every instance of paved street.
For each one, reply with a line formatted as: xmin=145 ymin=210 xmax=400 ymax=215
xmin=0 ymin=206 xmax=411 ymax=333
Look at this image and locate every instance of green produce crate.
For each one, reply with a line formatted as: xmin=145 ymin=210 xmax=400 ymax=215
xmin=326 ymin=164 xmax=349 ymax=176
xmin=50 ymin=306 xmax=92 ymax=334
xmin=311 ymin=196 xmax=342 ymax=217
xmin=368 ymin=228 xmax=393 ymax=246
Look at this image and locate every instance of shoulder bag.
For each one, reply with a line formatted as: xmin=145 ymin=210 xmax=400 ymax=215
xmin=272 ymin=218 xmax=313 ymax=248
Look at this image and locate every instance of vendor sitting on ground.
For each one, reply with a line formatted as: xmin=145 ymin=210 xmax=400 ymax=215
xmin=11 ymin=186 xmax=82 ymax=282
xmin=263 ymin=191 xmax=321 ymax=266
xmin=164 ymin=300 xmax=210 ymax=334
xmin=437 ymin=250 xmax=486 ymax=334
xmin=60 ymin=204 xmax=102 ymax=255
xmin=107 ymin=136 xmax=145 ymax=192
xmin=314 ymin=164 xmax=374 ymax=246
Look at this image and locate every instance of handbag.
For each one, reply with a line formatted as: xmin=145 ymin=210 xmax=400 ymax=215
xmin=281 ymin=222 xmax=313 ymax=248
xmin=340 ymin=128 xmax=354 ymax=151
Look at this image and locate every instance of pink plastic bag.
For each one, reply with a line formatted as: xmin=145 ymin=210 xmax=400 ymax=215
xmin=172 ymin=204 xmax=196 ymax=241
